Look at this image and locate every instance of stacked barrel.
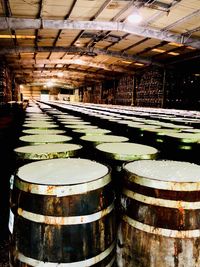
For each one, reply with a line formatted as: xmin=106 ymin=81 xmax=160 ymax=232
xmin=9 ymin=100 xmax=200 ymax=267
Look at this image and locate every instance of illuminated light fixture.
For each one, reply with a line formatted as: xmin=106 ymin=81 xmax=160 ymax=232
xmin=168 ymin=51 xmax=180 ymax=56
xmin=194 ymin=73 xmax=200 ymax=77
xmin=121 ymin=60 xmax=132 ymax=64
xmin=0 ymin=34 xmax=35 ymax=39
xmin=20 ymin=53 xmax=34 ymax=55
xmin=46 ymin=80 xmax=54 ymax=87
xmin=134 ymin=62 xmax=144 ymax=66
xmin=127 ymin=9 xmax=142 ymax=24
xmin=168 ymin=42 xmax=184 ymax=47
xmin=186 ymin=46 xmax=196 ymax=50
xmin=57 ymin=72 xmax=64 ymax=77
xmin=152 ymin=48 xmax=166 ymax=53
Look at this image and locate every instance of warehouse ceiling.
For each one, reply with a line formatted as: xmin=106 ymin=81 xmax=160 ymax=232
xmin=0 ymin=0 xmax=200 ymax=88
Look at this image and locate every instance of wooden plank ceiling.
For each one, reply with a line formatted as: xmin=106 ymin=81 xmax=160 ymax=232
xmin=0 ymin=0 xmax=200 ymax=88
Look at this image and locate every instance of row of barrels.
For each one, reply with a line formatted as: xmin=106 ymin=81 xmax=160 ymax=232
xmin=9 ymin=100 xmax=200 ymax=267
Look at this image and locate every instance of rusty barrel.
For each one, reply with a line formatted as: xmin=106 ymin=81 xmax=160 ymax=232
xmin=80 ymin=134 xmax=129 ymax=161
xmin=95 ymin=142 xmax=159 ymax=220
xmin=19 ymin=134 xmax=72 ymax=145
xmin=10 ymin=158 xmax=116 ymax=266
xmin=14 ymin=143 xmax=83 ymax=168
xmin=22 ymin=128 xmax=66 ymax=135
xmin=117 ymin=159 xmax=200 ymax=267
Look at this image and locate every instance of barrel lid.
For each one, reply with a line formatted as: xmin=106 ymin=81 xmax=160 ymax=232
xmin=22 ymin=122 xmax=59 ymax=129
xmin=19 ymin=134 xmax=72 ymax=143
xmin=166 ymin=132 xmax=200 ymax=143
xmin=96 ymin=142 xmax=158 ymax=161
xmin=22 ymin=129 xmax=66 ymax=135
xmin=65 ymin=125 xmax=97 ymax=129
xmin=124 ymin=160 xmax=200 ymax=183
xmin=14 ymin=143 xmax=82 ymax=154
xmin=61 ymin=121 xmax=90 ymax=125
xmin=17 ymin=158 xmax=109 ymax=185
xmin=73 ymin=128 xmax=111 ymax=135
xmin=80 ymin=135 xmax=129 ymax=143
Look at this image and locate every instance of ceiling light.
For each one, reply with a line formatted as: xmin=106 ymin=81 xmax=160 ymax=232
xmin=134 ymin=62 xmax=144 ymax=66
xmin=46 ymin=81 xmax=54 ymax=87
xmin=152 ymin=48 xmax=166 ymax=53
xmin=168 ymin=42 xmax=184 ymax=47
xmin=56 ymin=64 xmax=63 ymax=68
xmin=57 ymin=72 xmax=64 ymax=77
xmin=186 ymin=46 xmax=196 ymax=50
xmin=121 ymin=60 xmax=132 ymax=64
xmin=0 ymin=35 xmax=35 ymax=39
xmin=168 ymin=52 xmax=180 ymax=56
xmin=127 ymin=10 xmax=142 ymax=24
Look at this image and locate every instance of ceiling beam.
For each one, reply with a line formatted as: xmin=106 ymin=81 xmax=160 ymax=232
xmin=86 ymin=0 xmax=134 ymax=48
xmin=18 ymin=76 xmax=101 ymax=86
xmin=162 ymin=9 xmax=200 ymax=31
xmin=1 ymin=18 xmax=200 ymax=48
xmin=1 ymin=0 xmax=19 ymax=54
xmin=13 ymin=67 xmax=108 ymax=79
xmin=0 ymin=46 xmax=161 ymax=65
xmin=15 ymin=73 xmax=103 ymax=81
xmin=49 ymin=0 xmax=78 ymax=59
xmin=8 ymin=58 xmax=133 ymax=73
xmin=34 ymin=0 xmax=43 ymax=60
xmin=69 ymin=0 xmax=112 ymax=49
xmin=107 ymin=0 xmax=182 ymax=52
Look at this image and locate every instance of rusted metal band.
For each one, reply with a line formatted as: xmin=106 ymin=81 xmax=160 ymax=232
xmin=15 ymin=173 xmax=111 ymax=196
xmin=122 ymin=215 xmax=200 ymax=238
xmin=127 ymin=173 xmax=200 ymax=191
xmin=15 ymin=150 xmax=80 ymax=160
xmin=96 ymin=150 xmax=158 ymax=161
xmin=123 ymin=189 xmax=200 ymax=209
xmin=17 ymin=202 xmax=114 ymax=225
xmin=17 ymin=241 xmax=116 ymax=266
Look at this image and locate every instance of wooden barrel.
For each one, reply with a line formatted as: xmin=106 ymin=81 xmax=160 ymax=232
xmin=14 ymin=143 xmax=83 ymax=167
xmin=118 ymin=159 xmax=200 ymax=267
xmin=22 ymin=129 xmax=66 ymax=135
xmin=80 ymin=135 xmax=129 ymax=146
xmin=164 ymin=132 xmax=200 ymax=163
xmin=95 ymin=142 xmax=159 ymax=217
xmin=10 ymin=158 xmax=116 ymax=266
xmin=72 ymin=128 xmax=112 ymax=140
xmin=19 ymin=134 xmax=72 ymax=145
xmin=73 ymin=128 xmax=111 ymax=136
xmin=22 ymin=122 xmax=59 ymax=129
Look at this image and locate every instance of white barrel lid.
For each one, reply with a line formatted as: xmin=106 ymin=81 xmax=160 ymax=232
xmin=23 ymin=125 xmax=59 ymax=129
xmin=65 ymin=125 xmax=97 ymax=129
xmin=81 ymin=135 xmax=129 ymax=142
xmin=60 ymin=121 xmax=90 ymax=125
xmin=19 ymin=134 xmax=72 ymax=143
xmin=166 ymin=132 xmax=200 ymax=140
xmin=14 ymin=143 xmax=81 ymax=154
xmin=17 ymin=158 xmax=109 ymax=185
xmin=74 ymin=128 xmax=111 ymax=134
xmin=23 ymin=122 xmax=57 ymax=127
xmin=96 ymin=142 xmax=158 ymax=156
xmin=124 ymin=160 xmax=200 ymax=183
xmin=22 ymin=129 xmax=66 ymax=135
xmin=58 ymin=119 xmax=83 ymax=122
xmin=56 ymin=115 xmax=81 ymax=119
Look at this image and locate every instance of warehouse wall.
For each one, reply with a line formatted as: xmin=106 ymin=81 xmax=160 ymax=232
xmin=81 ymin=66 xmax=200 ymax=111
xmin=0 ymin=62 xmax=20 ymax=103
